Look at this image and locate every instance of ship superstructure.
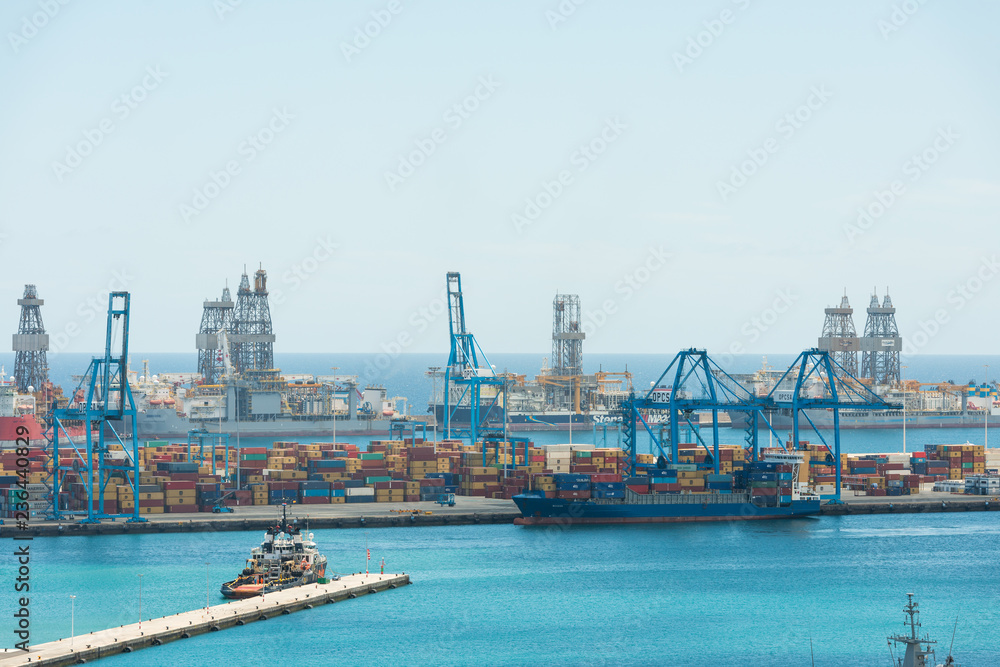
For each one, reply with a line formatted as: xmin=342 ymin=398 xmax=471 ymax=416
xmin=220 ymin=505 xmax=332 ymax=599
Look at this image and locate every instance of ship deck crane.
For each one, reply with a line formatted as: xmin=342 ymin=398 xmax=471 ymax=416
xmin=442 ymin=272 xmax=507 ymax=454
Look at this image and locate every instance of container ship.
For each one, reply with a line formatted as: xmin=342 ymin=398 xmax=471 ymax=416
xmin=513 ymin=447 xmax=821 ymax=525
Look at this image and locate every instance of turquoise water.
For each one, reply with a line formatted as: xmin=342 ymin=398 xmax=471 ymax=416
xmin=6 ymin=513 xmax=1000 ymax=665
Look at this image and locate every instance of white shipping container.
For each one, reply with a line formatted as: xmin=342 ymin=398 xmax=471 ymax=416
xmin=346 ymin=487 xmax=375 ymax=496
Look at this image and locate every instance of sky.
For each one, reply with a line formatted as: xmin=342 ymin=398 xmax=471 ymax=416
xmin=1 ymin=0 xmax=998 ymax=360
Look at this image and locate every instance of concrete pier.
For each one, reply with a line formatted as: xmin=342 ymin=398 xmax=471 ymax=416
xmin=1 ymin=498 xmax=520 ymax=539
xmin=0 ymin=573 xmax=409 ymax=667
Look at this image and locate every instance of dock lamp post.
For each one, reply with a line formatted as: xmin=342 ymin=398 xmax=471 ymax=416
xmin=428 ymin=367 xmax=441 ymax=448
xmin=206 ymin=562 xmax=210 ymax=610
xmin=69 ymin=595 xmax=75 ymax=648
xmin=986 ymin=364 xmax=990 ymax=449
xmin=138 ymin=574 xmax=143 ymax=631
xmin=902 ymin=366 xmax=908 ymax=455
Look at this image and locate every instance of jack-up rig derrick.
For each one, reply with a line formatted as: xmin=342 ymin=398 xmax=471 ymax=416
xmin=861 ymin=290 xmax=901 ymax=385
xmin=13 ymin=284 xmax=50 ymax=393
xmin=442 ymin=272 xmax=507 ymax=456
xmin=818 ymin=293 xmax=859 ymax=377
xmin=47 ymin=292 xmax=144 ymax=523
xmin=195 ymin=285 xmax=234 ymax=384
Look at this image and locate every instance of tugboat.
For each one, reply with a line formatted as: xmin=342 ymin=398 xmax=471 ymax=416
xmin=220 ymin=504 xmax=334 ymax=599
xmin=888 ymin=594 xmax=957 ymax=667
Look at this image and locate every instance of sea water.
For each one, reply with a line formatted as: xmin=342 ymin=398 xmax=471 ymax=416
xmin=5 ymin=512 xmax=999 ymax=665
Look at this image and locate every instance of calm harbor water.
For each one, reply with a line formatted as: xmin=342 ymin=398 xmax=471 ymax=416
xmin=7 ymin=513 xmax=1000 ymax=665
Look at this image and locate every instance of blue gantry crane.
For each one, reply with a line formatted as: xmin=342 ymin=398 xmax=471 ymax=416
xmin=759 ymin=348 xmax=899 ymax=502
xmin=442 ymin=272 xmax=507 ymax=452
xmin=619 ymin=349 xmax=760 ymax=478
xmin=47 ymin=292 xmax=144 ymax=523
xmin=620 ymin=348 xmax=899 ymax=502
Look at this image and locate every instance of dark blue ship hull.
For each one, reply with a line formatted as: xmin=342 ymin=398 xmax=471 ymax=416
xmin=512 ymin=493 xmax=821 ymax=525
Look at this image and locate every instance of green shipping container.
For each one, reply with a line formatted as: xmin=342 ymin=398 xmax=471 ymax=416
xmin=576 ymin=451 xmax=591 ymax=458
xmin=365 ymin=476 xmax=392 ymax=484
xmin=359 ymin=453 xmax=384 ymax=460
xmin=241 ymin=453 xmax=267 ymax=461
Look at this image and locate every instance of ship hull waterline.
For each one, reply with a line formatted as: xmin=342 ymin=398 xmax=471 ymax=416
xmin=512 ymin=494 xmax=821 ymax=525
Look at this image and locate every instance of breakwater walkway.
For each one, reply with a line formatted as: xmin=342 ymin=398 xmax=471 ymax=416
xmin=0 ymin=573 xmax=409 ymax=667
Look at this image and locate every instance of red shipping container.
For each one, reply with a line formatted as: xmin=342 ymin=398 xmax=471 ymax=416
xmin=750 ymin=487 xmax=777 ymax=496
xmin=591 ymin=474 xmax=622 ymax=483
xmin=299 ymin=497 xmax=329 ymax=504
xmin=167 ymin=504 xmax=199 ymax=513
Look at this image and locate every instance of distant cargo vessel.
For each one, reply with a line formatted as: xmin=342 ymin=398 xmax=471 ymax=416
xmin=130 ymin=362 xmax=419 ymax=440
xmin=726 ymin=358 xmax=1000 ymax=430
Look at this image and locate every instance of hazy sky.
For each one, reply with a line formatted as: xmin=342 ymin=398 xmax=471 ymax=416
xmin=1 ymin=1 xmax=998 ymax=360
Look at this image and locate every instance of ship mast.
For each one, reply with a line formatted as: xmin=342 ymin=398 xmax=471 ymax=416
xmin=888 ymin=594 xmax=936 ymax=667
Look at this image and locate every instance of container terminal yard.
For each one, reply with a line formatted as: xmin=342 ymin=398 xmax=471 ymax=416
xmin=2 ymin=275 xmax=1000 ymax=534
